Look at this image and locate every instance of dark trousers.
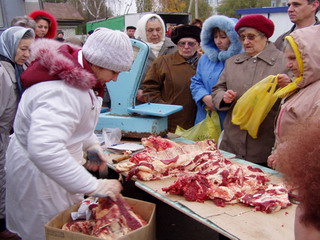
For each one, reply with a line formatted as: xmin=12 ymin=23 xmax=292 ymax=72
xmin=0 ymin=218 xmax=6 ymax=232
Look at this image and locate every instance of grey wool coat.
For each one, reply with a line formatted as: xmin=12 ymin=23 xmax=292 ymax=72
xmin=212 ymin=42 xmax=287 ymax=164
xmin=0 ymin=61 xmax=17 ymax=219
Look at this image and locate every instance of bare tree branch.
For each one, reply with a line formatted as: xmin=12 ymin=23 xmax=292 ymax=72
xmin=74 ymin=0 xmax=106 ymax=19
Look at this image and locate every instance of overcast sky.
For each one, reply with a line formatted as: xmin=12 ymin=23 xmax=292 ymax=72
xmin=109 ymin=0 xmax=137 ymax=15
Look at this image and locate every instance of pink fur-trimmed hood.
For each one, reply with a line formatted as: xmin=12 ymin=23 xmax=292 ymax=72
xmin=21 ymin=39 xmax=97 ymax=90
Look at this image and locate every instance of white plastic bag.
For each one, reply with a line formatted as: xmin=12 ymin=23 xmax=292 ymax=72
xmin=102 ymin=128 xmax=122 ymax=147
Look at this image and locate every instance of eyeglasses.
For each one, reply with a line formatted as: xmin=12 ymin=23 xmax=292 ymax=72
xmin=177 ymin=41 xmax=197 ymax=47
xmin=239 ymin=34 xmax=259 ymax=42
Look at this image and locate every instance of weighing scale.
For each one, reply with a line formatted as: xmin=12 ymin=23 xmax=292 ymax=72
xmin=95 ymin=39 xmax=182 ymax=138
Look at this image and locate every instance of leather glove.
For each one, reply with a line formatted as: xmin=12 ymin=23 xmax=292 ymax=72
xmin=85 ymin=144 xmax=108 ymax=172
xmin=89 ymin=179 xmax=122 ymax=201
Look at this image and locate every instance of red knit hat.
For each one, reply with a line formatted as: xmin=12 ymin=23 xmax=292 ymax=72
xmin=235 ymin=14 xmax=274 ymax=38
xmin=29 ymin=10 xmax=58 ymax=39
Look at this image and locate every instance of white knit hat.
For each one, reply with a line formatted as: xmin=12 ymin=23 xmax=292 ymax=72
xmin=82 ymin=28 xmax=133 ymax=72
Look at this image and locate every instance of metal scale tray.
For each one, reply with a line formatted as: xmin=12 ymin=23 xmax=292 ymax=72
xmin=127 ymin=103 xmax=182 ymax=117
xmin=96 ymin=39 xmax=182 ymax=138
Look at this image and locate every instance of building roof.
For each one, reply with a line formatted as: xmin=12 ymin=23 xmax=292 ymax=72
xmin=43 ymin=2 xmax=84 ymax=23
xmin=236 ymin=6 xmax=288 ymax=15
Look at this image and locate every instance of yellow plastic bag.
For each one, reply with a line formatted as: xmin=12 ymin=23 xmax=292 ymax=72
xmin=232 ymin=75 xmax=279 ymax=139
xmin=175 ymin=110 xmax=221 ymax=142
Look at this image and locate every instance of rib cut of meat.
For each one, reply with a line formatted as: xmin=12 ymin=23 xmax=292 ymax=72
xmin=116 ymin=139 xmax=219 ymax=180
xmin=239 ymin=184 xmax=291 ymax=213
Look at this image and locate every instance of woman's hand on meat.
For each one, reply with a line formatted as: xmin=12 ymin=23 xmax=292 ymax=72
xmin=223 ymin=90 xmax=237 ymax=104
xmin=277 ymin=74 xmax=291 ymax=88
xmin=202 ymin=95 xmax=215 ymax=111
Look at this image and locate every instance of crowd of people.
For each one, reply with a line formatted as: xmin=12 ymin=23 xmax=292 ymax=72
xmin=1 ymin=1 xmax=320 ymax=239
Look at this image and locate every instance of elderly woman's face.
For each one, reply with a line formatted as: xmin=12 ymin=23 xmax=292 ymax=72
xmin=284 ymin=47 xmax=300 ymax=77
xmin=35 ymin=19 xmax=49 ymax=38
xmin=177 ymin=37 xmax=199 ymax=59
xmin=239 ymin=28 xmax=267 ymax=56
xmin=146 ymin=20 xmax=163 ymax=44
xmin=14 ymin=38 xmax=33 ymax=65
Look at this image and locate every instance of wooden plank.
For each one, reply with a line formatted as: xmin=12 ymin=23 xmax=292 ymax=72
xmin=207 ymin=206 xmax=295 ymax=240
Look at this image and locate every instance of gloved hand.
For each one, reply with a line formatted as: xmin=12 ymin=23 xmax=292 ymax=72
xmin=89 ymin=179 xmax=123 ymax=201
xmin=85 ymin=144 xmax=108 ymax=172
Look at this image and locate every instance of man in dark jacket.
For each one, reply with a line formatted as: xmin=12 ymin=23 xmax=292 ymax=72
xmin=274 ymin=0 xmax=320 ymax=50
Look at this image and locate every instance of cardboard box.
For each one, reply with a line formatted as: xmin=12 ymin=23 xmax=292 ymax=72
xmin=45 ymin=197 xmax=156 ymax=240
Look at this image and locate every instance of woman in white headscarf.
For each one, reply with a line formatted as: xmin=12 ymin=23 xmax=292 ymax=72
xmin=0 ymin=26 xmax=35 ymax=239
xmin=135 ymin=13 xmax=177 ymax=102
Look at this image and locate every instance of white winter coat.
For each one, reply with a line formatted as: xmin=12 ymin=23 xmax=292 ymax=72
xmin=5 ymin=40 xmax=102 ymax=240
xmin=6 ymin=81 xmax=101 ymax=240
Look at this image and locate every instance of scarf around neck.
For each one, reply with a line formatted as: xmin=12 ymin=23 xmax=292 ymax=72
xmin=149 ymin=40 xmax=164 ymax=57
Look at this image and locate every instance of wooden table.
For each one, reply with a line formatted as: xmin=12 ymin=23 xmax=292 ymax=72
xmin=104 ymin=140 xmax=296 ymax=240
xmin=134 ymin=161 xmax=295 ymax=240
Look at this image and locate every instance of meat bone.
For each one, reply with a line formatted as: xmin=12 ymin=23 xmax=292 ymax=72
xmin=112 ymin=149 xmax=145 ymax=164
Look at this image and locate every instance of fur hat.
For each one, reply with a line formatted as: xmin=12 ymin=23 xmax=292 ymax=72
xmin=171 ymin=25 xmax=201 ymax=44
xmin=29 ymin=10 xmax=58 ymax=39
xmin=82 ymin=28 xmax=133 ymax=72
xmin=235 ymin=14 xmax=274 ymax=38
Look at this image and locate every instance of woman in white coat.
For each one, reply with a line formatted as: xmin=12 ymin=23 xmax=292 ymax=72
xmin=0 ymin=26 xmax=34 ymax=240
xmin=5 ymin=28 xmax=133 ymax=240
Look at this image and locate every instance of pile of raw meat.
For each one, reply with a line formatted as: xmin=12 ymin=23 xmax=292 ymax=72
xmin=116 ymin=136 xmax=219 ymax=181
xmin=62 ymin=196 xmax=147 ymax=239
xmin=115 ymin=136 xmax=291 ymax=213
xmin=162 ymin=161 xmax=290 ymax=213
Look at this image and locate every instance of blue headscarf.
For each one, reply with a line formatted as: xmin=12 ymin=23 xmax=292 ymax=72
xmin=0 ymin=26 xmax=35 ymax=95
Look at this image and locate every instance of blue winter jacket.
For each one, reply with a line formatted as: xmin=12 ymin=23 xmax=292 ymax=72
xmin=190 ymin=15 xmax=242 ymax=127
